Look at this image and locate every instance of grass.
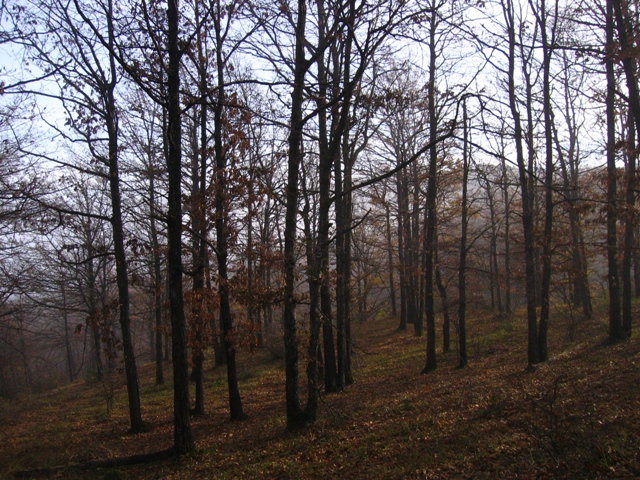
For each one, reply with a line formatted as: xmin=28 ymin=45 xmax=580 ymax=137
xmin=1 ymin=302 xmax=640 ymax=479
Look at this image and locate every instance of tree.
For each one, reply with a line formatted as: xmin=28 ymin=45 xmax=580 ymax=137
xmin=501 ymin=0 xmax=540 ymax=367
xmin=16 ymin=0 xmax=145 ymax=431
xmin=209 ymin=0 xmax=249 ymax=420
xmin=606 ymin=0 xmax=623 ymax=343
xmin=553 ymin=44 xmax=593 ymax=321
xmin=611 ymin=0 xmax=638 ymax=340
xmin=122 ymin=92 xmax=167 ymax=386
xmin=530 ymin=0 xmax=560 ymax=362
xmin=421 ymin=0 xmax=444 ymax=374
xmin=280 ymin=0 xmax=311 ymax=429
xmin=458 ymin=100 xmax=469 ymax=368
xmin=164 ymin=0 xmax=195 ymax=452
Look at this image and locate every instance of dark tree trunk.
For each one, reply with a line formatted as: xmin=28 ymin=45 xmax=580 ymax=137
xmin=607 ymin=0 xmax=623 ymax=343
xmin=503 ymin=0 xmax=538 ymax=366
xmin=402 ymin=172 xmax=415 ymax=327
xmin=634 ymin=227 xmax=640 ymax=297
xmin=385 ymin=198 xmax=397 ymax=317
xmin=104 ymin=8 xmax=143 ymax=431
xmin=333 ymin=0 xmax=358 ymax=389
xmin=484 ymin=177 xmax=503 ymax=315
xmin=61 ymin=277 xmax=74 ymax=382
xmin=302 ymin=171 xmax=320 ymax=421
xmin=536 ymin=0 xmax=557 ymax=363
xmin=501 ymin=156 xmax=512 ymax=315
xmin=166 ymin=0 xmax=195 ymax=453
xmin=434 ymin=247 xmax=450 ymax=355
xmin=335 ymin=139 xmax=346 ymax=391
xmin=342 ymin=131 xmax=354 ymax=386
xmin=458 ymin=101 xmax=469 ymax=368
xmin=188 ymin=126 xmax=205 ymax=416
xmin=410 ymin=163 xmax=422 ymax=336
xmin=86 ymin=242 xmax=104 ymax=382
xmin=213 ymin=6 xmax=245 ymax=420
xmin=282 ymin=0 xmax=308 ymax=430
xmin=622 ymin=112 xmax=635 ymax=339
xmin=397 ymin=170 xmax=408 ymax=331
xmin=612 ymin=0 xmax=640 ymax=339
xmin=421 ymin=7 xmax=438 ymax=374
xmin=189 ymin=0 xmax=209 ymax=416
xmin=149 ymin=172 xmax=164 ymax=386
xmin=315 ymin=1 xmax=338 ymax=392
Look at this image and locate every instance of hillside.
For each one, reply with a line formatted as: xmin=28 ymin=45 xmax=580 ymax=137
xmin=2 ymin=304 xmax=639 ymax=479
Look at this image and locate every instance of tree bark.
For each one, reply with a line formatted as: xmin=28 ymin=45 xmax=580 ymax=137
xmin=606 ymin=0 xmax=623 ymax=343
xmin=503 ymin=0 xmax=538 ymax=366
xmin=315 ymin=0 xmax=338 ymax=392
xmin=457 ymin=101 xmax=469 ymax=368
xmin=397 ymin=170 xmax=408 ymax=331
xmin=612 ymin=0 xmax=640 ymax=339
xmin=166 ymin=0 xmax=195 ymax=453
xmin=213 ymin=3 xmax=245 ymax=420
xmin=148 ymin=170 xmax=164 ymax=386
xmin=104 ymin=3 xmax=144 ymax=431
xmin=384 ymin=196 xmax=397 ymax=317
xmin=282 ymin=0 xmax=309 ymax=430
xmin=421 ymin=3 xmax=438 ymax=374
xmin=535 ymin=0 xmax=557 ymax=363
xmin=434 ymin=246 xmax=450 ymax=355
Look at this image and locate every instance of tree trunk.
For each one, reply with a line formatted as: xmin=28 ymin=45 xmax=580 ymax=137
xmin=634 ymin=226 xmax=640 ymax=297
xmin=315 ymin=1 xmax=338 ymax=392
xmin=410 ymin=163 xmax=422 ymax=336
xmin=189 ymin=0 xmax=210 ymax=415
xmin=612 ymin=0 xmax=640 ymax=339
xmin=213 ymin=6 xmax=245 ymax=420
xmin=503 ymin=0 xmax=538 ymax=366
xmin=458 ymin=100 xmax=469 ymax=368
xmin=166 ymin=0 xmax=195 ymax=453
xmin=302 ymin=172 xmax=320 ymax=422
xmin=282 ymin=0 xmax=308 ymax=430
xmin=149 ymin=172 xmax=164 ymax=386
xmin=434 ymin=246 xmax=450 ymax=355
xmin=397 ymin=170 xmax=408 ymax=331
xmin=61 ymin=275 xmax=74 ymax=382
xmin=384 ymin=197 xmax=397 ymax=317
xmin=606 ymin=0 xmax=623 ymax=343
xmin=621 ymin=112 xmax=635 ymax=339
xmin=536 ymin=0 xmax=557 ymax=363
xmin=421 ymin=4 xmax=438 ymax=374
xmin=104 ymin=8 xmax=143 ymax=430
xmin=501 ymin=156 xmax=512 ymax=315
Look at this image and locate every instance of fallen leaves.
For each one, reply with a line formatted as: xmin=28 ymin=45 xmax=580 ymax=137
xmin=2 ymin=306 xmax=640 ymax=479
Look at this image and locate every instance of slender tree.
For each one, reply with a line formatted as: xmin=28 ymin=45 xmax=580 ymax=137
xmin=606 ymin=0 xmax=623 ymax=343
xmin=458 ymin=100 xmax=469 ymax=368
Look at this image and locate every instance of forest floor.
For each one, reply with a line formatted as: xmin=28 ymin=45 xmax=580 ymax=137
xmin=1 ymin=301 xmax=640 ymax=479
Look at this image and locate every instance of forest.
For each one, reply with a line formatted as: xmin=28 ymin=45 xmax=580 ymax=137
xmin=0 ymin=0 xmax=639 ymax=476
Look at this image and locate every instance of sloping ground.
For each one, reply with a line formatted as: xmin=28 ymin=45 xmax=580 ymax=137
xmin=1 ymin=303 xmax=639 ymax=479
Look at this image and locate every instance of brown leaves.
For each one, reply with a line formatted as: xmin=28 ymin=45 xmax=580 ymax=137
xmin=4 ymin=306 xmax=640 ymax=479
